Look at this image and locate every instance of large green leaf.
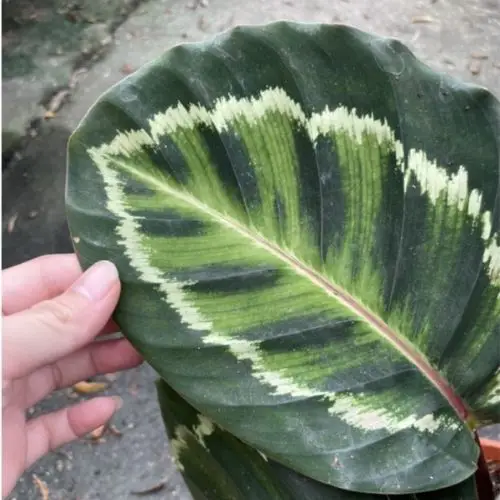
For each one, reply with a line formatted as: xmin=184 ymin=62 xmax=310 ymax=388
xmin=156 ymin=378 xmax=479 ymax=499
xmin=65 ymin=22 xmax=500 ymax=495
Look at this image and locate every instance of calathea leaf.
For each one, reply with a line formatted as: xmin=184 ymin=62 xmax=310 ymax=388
xmin=156 ymin=379 xmax=479 ymax=500
xmin=66 ymin=21 xmax=500 ymax=495
xmin=471 ymin=368 xmax=500 ymax=424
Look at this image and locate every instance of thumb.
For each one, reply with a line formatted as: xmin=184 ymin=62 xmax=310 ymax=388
xmin=3 ymin=260 xmax=121 ymax=380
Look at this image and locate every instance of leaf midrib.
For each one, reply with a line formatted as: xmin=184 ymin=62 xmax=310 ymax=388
xmin=108 ymin=155 xmax=471 ymax=425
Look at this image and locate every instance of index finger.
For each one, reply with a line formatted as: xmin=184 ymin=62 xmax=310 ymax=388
xmin=2 ymin=254 xmax=82 ymax=315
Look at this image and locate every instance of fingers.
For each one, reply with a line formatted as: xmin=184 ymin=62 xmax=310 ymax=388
xmin=2 ymin=254 xmax=82 ymax=315
xmin=25 ymin=397 xmax=121 ymax=470
xmin=24 ymin=338 xmax=143 ymax=408
xmin=99 ymin=318 xmax=122 ymax=337
xmin=3 ymin=261 xmax=121 ymax=380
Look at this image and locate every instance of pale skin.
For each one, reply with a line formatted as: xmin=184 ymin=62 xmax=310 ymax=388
xmin=2 ymin=254 xmax=143 ymax=497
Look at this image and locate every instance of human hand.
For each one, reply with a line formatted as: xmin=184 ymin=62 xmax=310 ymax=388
xmin=2 ymin=254 xmax=143 ymax=497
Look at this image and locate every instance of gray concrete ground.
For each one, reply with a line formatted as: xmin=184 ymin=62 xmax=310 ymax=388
xmin=2 ymin=0 xmax=148 ymax=154
xmin=2 ymin=0 xmax=500 ymax=498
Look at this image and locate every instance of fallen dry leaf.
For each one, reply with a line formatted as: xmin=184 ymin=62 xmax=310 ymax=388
xmin=468 ymin=59 xmax=482 ymax=75
xmin=7 ymin=213 xmax=18 ymax=233
xmin=108 ymin=424 xmax=123 ymax=436
xmin=69 ymin=68 xmax=87 ymax=89
xmin=73 ymin=381 xmax=108 ymax=394
xmin=130 ymin=479 xmax=167 ymax=496
xmin=33 ymin=474 xmax=49 ymax=500
xmin=46 ymin=88 xmax=71 ymax=115
xmin=88 ymin=422 xmax=122 ymax=443
xmin=411 ymin=15 xmax=434 ymax=24
xmin=470 ymin=51 xmax=488 ymax=60
xmin=120 ymin=63 xmax=135 ymax=75
xmin=90 ymin=425 xmax=106 ymax=440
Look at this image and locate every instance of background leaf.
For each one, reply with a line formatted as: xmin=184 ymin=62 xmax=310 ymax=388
xmin=66 ymin=22 xmax=500 ymax=494
xmin=157 ymin=379 xmax=479 ymax=500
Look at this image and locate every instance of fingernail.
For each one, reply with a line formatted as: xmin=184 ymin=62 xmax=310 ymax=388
xmin=73 ymin=261 xmax=119 ymax=301
xmin=112 ymin=396 xmax=123 ymax=410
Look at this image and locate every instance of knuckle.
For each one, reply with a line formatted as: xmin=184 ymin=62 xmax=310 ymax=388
xmin=35 ymin=298 xmax=76 ymax=328
xmin=50 ymin=362 xmax=65 ymax=390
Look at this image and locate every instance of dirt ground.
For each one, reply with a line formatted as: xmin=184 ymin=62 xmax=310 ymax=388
xmin=2 ymin=0 xmax=500 ymax=498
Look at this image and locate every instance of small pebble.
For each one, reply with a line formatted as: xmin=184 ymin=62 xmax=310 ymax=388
xmin=468 ymin=59 xmax=481 ymax=75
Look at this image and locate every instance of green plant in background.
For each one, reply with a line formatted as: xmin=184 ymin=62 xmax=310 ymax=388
xmin=65 ymin=22 xmax=499 ymax=499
